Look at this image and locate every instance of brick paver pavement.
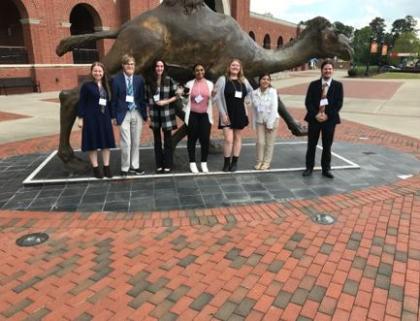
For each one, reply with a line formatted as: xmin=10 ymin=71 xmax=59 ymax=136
xmin=0 ymin=78 xmax=419 ymax=320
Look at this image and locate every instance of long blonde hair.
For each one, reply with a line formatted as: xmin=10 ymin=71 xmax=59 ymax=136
xmin=225 ymin=58 xmax=245 ymax=83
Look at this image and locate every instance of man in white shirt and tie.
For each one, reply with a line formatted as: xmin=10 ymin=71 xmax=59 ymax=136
xmin=111 ymin=55 xmax=147 ymax=177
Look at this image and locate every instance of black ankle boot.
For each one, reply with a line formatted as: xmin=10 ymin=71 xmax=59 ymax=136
xmin=103 ymin=165 xmax=112 ymax=178
xmin=230 ymin=156 xmax=238 ymax=172
xmin=93 ymin=166 xmax=103 ymax=179
xmin=222 ymin=157 xmax=231 ymax=172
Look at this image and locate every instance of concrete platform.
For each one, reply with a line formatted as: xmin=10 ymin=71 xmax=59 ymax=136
xmin=2 ymin=140 xmax=419 ymax=212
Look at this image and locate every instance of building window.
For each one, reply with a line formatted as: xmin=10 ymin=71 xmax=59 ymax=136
xmin=0 ymin=0 xmax=28 ymax=64
xmin=263 ymin=34 xmax=271 ymax=49
xmin=70 ymin=4 xmax=101 ymax=64
xmin=277 ymin=36 xmax=283 ymax=48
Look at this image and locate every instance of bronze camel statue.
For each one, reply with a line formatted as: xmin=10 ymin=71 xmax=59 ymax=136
xmin=56 ymin=0 xmax=352 ymax=170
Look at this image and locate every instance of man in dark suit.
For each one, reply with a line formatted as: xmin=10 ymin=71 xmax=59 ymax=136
xmin=111 ymin=54 xmax=147 ymax=177
xmin=302 ymin=59 xmax=343 ymax=178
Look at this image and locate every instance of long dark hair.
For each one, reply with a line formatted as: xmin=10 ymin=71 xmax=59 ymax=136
xmin=145 ymin=59 xmax=168 ymax=94
xmin=258 ymin=73 xmax=272 ymax=88
xmin=90 ymin=61 xmax=111 ymax=100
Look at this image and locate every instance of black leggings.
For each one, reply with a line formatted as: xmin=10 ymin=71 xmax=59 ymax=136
xmin=153 ymin=128 xmax=173 ymax=168
xmin=187 ymin=112 xmax=211 ymax=162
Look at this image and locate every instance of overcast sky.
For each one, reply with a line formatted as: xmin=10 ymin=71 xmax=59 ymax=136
xmin=250 ymin=0 xmax=420 ymax=31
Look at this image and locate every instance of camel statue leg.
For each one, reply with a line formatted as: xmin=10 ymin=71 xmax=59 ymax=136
xmin=57 ymin=88 xmax=90 ymax=172
xmin=278 ymin=97 xmax=307 ymax=136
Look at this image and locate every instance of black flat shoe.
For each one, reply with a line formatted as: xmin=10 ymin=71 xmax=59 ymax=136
xmin=302 ymin=169 xmax=312 ymax=177
xmin=322 ymin=171 xmax=334 ymax=178
xmin=120 ymin=171 xmax=128 ymax=177
xmin=129 ymin=167 xmax=145 ymax=175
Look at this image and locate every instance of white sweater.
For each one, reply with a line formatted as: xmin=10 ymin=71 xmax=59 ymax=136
xmin=251 ymin=87 xmax=279 ymax=129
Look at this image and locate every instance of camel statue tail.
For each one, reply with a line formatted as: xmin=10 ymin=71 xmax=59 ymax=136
xmin=56 ymin=30 xmax=119 ymax=56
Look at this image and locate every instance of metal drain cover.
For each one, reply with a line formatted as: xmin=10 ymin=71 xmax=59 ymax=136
xmin=16 ymin=233 xmax=49 ymax=247
xmin=311 ymin=213 xmax=336 ymax=225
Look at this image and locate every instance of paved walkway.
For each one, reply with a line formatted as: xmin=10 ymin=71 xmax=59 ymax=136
xmin=0 ymin=71 xmax=419 ymax=321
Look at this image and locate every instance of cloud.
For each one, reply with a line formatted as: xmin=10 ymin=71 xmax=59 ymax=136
xmin=250 ymin=0 xmax=420 ymax=31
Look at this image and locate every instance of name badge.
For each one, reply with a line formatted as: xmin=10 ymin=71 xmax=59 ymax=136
xmin=99 ymin=98 xmax=107 ymax=106
xmin=153 ymin=94 xmax=160 ymax=102
xmin=194 ymin=95 xmax=204 ymax=103
xmin=320 ymin=98 xmax=329 ymax=106
xmin=235 ymin=91 xmax=243 ymax=99
xmin=126 ymin=95 xmax=134 ymax=103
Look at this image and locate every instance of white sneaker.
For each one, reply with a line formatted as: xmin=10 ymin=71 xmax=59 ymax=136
xmin=201 ymin=162 xmax=209 ymax=173
xmin=189 ymin=162 xmax=199 ymax=174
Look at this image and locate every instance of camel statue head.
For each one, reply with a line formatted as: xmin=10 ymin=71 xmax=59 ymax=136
xmin=299 ymin=17 xmax=353 ymax=60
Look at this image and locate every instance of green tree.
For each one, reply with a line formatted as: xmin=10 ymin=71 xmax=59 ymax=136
xmin=352 ymin=26 xmax=373 ymax=64
xmin=393 ymin=31 xmax=420 ymax=54
xmin=369 ymin=17 xmax=386 ymax=40
xmin=391 ymin=16 xmax=418 ymax=44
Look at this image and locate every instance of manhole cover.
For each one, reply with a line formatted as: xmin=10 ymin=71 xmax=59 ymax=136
xmin=16 ymin=233 xmax=49 ymax=247
xmin=311 ymin=213 xmax=336 ymax=225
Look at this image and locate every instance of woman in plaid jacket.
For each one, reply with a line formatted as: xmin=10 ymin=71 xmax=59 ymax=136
xmin=145 ymin=59 xmax=179 ymax=173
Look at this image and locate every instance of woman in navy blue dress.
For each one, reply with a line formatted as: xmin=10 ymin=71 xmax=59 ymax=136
xmin=77 ymin=62 xmax=115 ymax=178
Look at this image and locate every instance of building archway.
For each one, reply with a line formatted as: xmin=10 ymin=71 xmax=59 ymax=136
xmin=249 ymin=31 xmax=255 ymax=41
xmin=0 ymin=0 xmax=29 ymax=64
xmin=70 ymin=3 xmax=102 ymax=64
xmin=263 ymin=34 xmax=271 ymax=49
xmin=277 ymin=36 xmax=283 ymax=48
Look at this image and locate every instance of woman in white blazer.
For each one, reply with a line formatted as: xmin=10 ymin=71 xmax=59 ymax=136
xmin=184 ymin=64 xmax=214 ymax=173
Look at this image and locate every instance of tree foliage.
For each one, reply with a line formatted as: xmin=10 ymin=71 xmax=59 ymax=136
xmin=369 ymin=17 xmax=386 ymax=39
xmin=352 ymin=26 xmax=373 ymax=64
xmin=391 ymin=15 xmax=417 ymax=37
xmin=393 ymin=31 xmax=420 ymax=54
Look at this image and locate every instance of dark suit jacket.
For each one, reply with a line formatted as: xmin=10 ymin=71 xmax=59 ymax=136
xmin=304 ymin=78 xmax=343 ymax=125
xmin=111 ymin=72 xmax=147 ymax=125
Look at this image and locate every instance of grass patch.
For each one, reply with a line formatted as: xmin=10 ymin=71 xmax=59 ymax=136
xmin=373 ymin=72 xmax=420 ymax=79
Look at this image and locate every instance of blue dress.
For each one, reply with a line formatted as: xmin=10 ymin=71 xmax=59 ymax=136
xmin=78 ymin=81 xmax=115 ymax=151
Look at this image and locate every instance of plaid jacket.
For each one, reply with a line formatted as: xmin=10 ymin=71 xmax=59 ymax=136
xmin=146 ymin=75 xmax=178 ymax=130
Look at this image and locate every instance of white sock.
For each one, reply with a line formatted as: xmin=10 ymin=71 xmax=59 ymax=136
xmin=189 ymin=162 xmax=199 ymax=174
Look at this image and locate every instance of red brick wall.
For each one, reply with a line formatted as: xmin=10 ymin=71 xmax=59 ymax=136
xmin=0 ymin=65 xmax=90 ymax=92
xmin=247 ymin=16 xmax=297 ymax=48
xmin=1 ymin=0 xmax=300 ymax=92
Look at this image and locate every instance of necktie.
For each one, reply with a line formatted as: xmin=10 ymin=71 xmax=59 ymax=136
xmin=321 ymin=83 xmax=328 ymax=99
xmin=127 ymin=77 xmax=135 ymax=110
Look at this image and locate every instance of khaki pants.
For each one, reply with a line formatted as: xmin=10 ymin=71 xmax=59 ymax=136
xmin=256 ymin=120 xmax=278 ymax=165
xmin=120 ymin=110 xmax=143 ymax=171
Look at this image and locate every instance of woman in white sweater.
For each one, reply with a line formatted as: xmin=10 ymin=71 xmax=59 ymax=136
xmin=252 ymin=74 xmax=280 ymax=170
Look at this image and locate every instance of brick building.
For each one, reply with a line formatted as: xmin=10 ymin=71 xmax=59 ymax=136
xmin=0 ymin=0 xmax=299 ymax=92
